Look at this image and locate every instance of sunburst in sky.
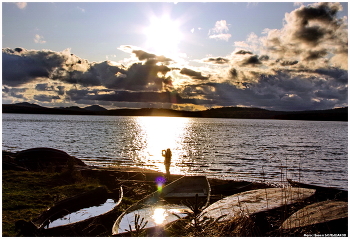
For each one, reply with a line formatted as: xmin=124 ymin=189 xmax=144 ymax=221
xmin=2 ymin=2 xmax=348 ymax=111
xmin=144 ymin=15 xmax=183 ymax=59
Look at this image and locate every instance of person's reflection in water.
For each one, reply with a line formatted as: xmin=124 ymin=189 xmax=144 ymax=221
xmin=162 ymin=148 xmax=172 ymax=177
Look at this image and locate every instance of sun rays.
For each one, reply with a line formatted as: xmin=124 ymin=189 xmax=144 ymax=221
xmin=143 ymin=15 xmax=183 ymax=59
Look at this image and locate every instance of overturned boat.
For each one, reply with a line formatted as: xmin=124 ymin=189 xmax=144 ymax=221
xmin=112 ymin=175 xmax=210 ymax=236
xmin=16 ymin=186 xmax=123 ymax=236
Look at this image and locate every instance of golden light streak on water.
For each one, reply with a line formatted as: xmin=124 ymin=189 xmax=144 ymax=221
xmin=135 ymin=117 xmax=190 ymax=174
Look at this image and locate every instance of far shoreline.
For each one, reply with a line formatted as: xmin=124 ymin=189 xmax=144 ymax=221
xmin=3 ymin=103 xmax=348 ymax=121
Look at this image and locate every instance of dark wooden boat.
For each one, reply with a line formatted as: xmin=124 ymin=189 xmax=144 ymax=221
xmin=287 ymin=179 xmax=338 ymax=190
xmin=14 ymin=186 xmax=123 ymax=236
xmin=211 ymin=180 xmax=253 ymax=195
xmin=112 ymin=175 xmax=210 ymax=236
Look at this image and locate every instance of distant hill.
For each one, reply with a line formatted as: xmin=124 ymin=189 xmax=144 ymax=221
xmin=54 ymin=105 xmax=107 ymax=112
xmin=4 ymin=103 xmax=93 ymax=115
xmin=55 ymin=106 xmax=88 ymax=112
xmin=15 ymin=102 xmax=44 ymax=108
xmin=84 ymin=105 xmax=107 ymax=111
xmin=2 ymin=102 xmax=347 ymax=121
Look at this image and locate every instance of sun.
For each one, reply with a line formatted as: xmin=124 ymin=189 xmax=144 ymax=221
xmin=143 ymin=15 xmax=183 ymax=58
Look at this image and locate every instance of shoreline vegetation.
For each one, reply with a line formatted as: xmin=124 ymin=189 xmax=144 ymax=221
xmin=3 ymin=102 xmax=348 ymax=121
xmin=2 ymin=148 xmax=348 ymax=237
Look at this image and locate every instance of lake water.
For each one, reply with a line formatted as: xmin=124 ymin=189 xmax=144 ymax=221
xmin=2 ymin=113 xmax=348 ymax=190
xmin=48 ymin=199 xmax=116 ymax=228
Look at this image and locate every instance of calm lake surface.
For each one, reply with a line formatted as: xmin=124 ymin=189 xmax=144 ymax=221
xmin=2 ymin=113 xmax=348 ymax=190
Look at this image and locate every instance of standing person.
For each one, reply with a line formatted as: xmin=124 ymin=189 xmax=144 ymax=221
xmin=162 ymin=148 xmax=172 ymax=176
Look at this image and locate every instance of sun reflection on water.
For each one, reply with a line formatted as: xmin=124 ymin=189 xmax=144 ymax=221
xmin=151 ymin=207 xmax=189 ymax=226
xmin=135 ymin=117 xmax=190 ymax=174
xmin=152 ymin=208 xmax=166 ymax=225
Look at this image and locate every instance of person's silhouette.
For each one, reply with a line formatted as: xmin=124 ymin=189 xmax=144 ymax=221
xmin=162 ymin=148 xmax=172 ymax=176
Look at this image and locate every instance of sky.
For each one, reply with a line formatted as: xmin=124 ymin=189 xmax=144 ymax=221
xmin=2 ymin=2 xmax=348 ymax=111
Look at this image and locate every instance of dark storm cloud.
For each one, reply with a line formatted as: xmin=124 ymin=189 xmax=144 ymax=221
xmin=3 ymin=47 xmax=173 ymax=93
xmin=263 ymin=2 xmax=348 ymax=69
xmin=52 ymin=60 xmax=126 ymax=88
xmin=259 ymin=55 xmax=269 ymax=61
xmin=132 ymin=49 xmax=172 ymax=63
xmin=229 ymin=68 xmax=238 ymax=79
xmin=35 ymin=83 xmax=66 ymax=96
xmin=192 ymin=2 xmax=348 ymax=111
xmin=2 ymin=48 xmax=67 ymax=87
xmin=57 ymin=86 xmax=65 ymax=96
xmin=292 ymin=2 xmax=340 ymax=45
xmin=303 ymin=49 xmax=328 ymax=61
xmin=35 ymin=83 xmax=53 ymax=91
xmin=119 ymin=45 xmax=172 ymax=64
xmin=235 ymin=50 xmax=253 ymax=55
xmin=2 ymin=86 xmax=26 ymax=99
xmin=113 ymin=63 xmax=170 ymax=91
xmin=132 ymin=49 xmax=157 ymax=61
xmin=240 ymin=55 xmax=261 ymax=66
xmin=189 ymin=68 xmax=347 ymax=111
xmin=65 ymin=88 xmax=209 ymax=105
xmin=315 ymin=68 xmax=348 ymax=84
xmin=203 ymin=57 xmax=230 ymax=64
xmin=180 ymin=68 xmax=209 ymax=80
xmin=276 ymin=59 xmax=299 ymax=66
xmin=230 ymin=52 xmax=262 ymax=66
xmin=34 ymin=94 xmax=60 ymax=102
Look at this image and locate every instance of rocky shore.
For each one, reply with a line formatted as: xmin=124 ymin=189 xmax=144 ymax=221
xmin=2 ymin=148 xmax=348 ymax=237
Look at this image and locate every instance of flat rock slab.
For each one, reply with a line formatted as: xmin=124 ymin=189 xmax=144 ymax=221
xmin=281 ymin=200 xmax=348 ymax=229
xmin=200 ymin=187 xmax=315 ymax=222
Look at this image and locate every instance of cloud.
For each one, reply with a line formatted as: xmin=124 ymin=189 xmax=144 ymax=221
xmin=118 ymin=45 xmax=172 ymax=64
xmin=209 ymin=20 xmax=232 ymax=41
xmin=77 ymin=6 xmax=85 ymax=12
xmin=180 ymin=68 xmax=209 ymax=80
xmin=209 ymin=34 xmax=232 ymax=41
xmin=276 ymin=59 xmax=298 ymax=66
xmin=235 ymin=50 xmax=253 ymax=55
xmin=229 ymin=50 xmax=262 ymax=66
xmin=65 ymin=88 xmax=207 ymax=106
xmin=203 ymin=57 xmax=230 ymax=65
xmin=34 ymin=94 xmax=60 ymax=102
xmin=2 ymin=48 xmax=69 ymax=87
xmin=3 ymin=47 xmax=176 ymax=100
xmin=35 ymin=83 xmax=52 ymax=91
xmin=2 ymin=86 xmax=27 ymax=99
xmin=263 ymin=2 xmax=348 ymax=70
xmin=15 ymin=2 xmax=27 ymax=9
xmin=184 ymin=67 xmax=348 ymax=111
xmin=2 ymin=2 xmax=347 ymax=111
xmin=35 ymin=83 xmax=65 ymax=96
xmin=34 ymin=34 xmax=46 ymax=44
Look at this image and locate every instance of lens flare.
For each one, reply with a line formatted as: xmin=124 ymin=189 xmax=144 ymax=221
xmin=155 ymin=176 xmax=166 ymax=192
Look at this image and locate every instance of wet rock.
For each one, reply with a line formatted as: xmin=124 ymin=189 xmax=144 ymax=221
xmin=4 ymin=148 xmax=87 ymax=171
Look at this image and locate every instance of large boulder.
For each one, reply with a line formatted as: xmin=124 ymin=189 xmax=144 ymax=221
xmin=13 ymin=148 xmax=86 ymax=171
